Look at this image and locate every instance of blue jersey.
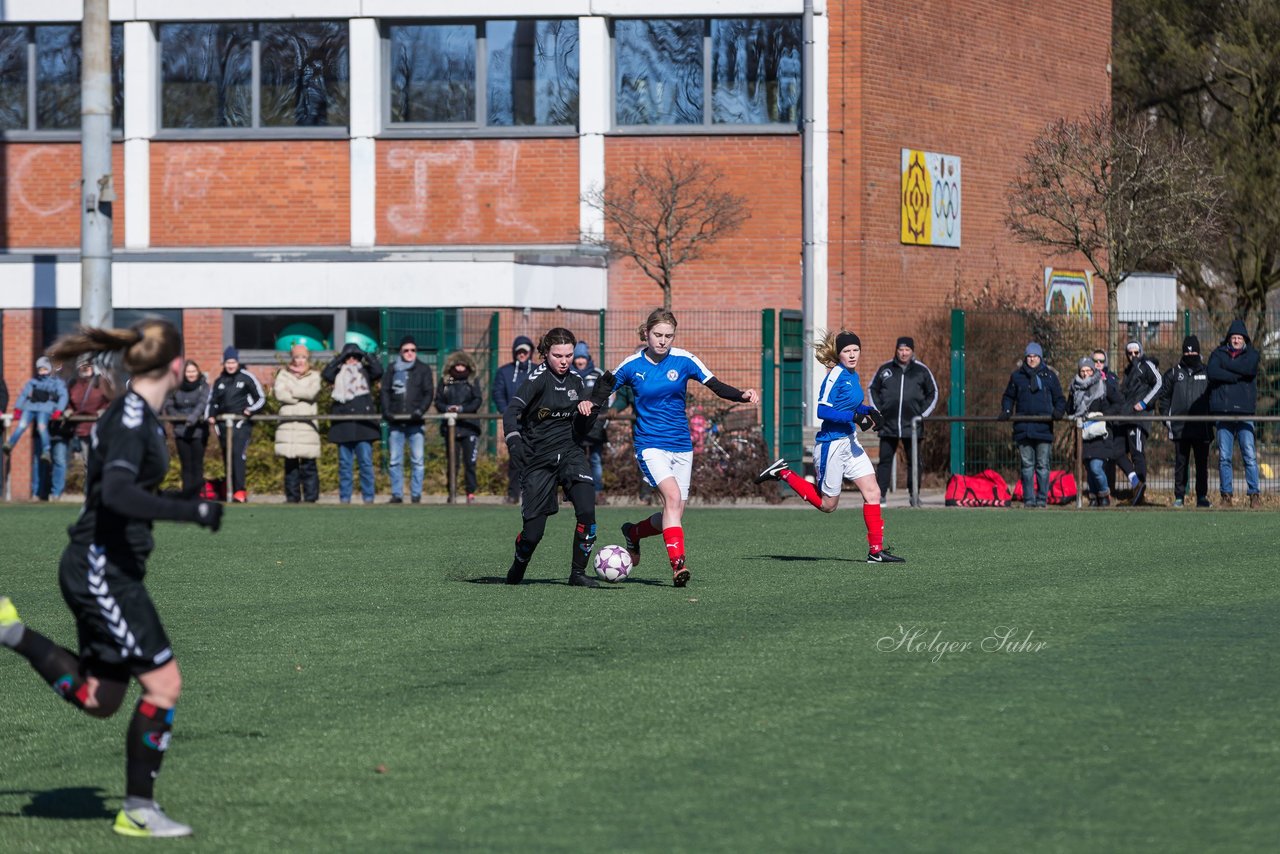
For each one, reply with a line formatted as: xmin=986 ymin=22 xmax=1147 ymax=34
xmin=612 ymin=347 xmax=714 ymax=452
xmin=815 ymin=365 xmax=876 ymax=443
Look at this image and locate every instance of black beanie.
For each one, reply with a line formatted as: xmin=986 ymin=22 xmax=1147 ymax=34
xmin=399 ymin=335 xmax=417 ymax=349
xmin=896 ymin=336 xmax=915 ymax=350
xmin=1183 ymin=335 xmax=1200 ymax=354
xmin=835 ymin=331 xmax=861 ymax=352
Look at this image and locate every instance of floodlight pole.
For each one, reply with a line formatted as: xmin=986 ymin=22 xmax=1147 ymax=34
xmin=81 ymin=0 xmax=114 ymax=329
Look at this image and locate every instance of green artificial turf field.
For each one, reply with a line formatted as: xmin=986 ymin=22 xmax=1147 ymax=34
xmin=1 ymin=504 xmax=1276 ymax=853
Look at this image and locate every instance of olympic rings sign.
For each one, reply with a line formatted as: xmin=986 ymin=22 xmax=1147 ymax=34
xmin=901 ymin=149 xmax=961 ymax=247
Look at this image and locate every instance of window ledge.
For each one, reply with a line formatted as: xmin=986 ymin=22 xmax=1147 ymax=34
xmin=610 ymin=124 xmax=800 ymax=136
xmin=0 ymin=130 xmax=125 ymax=142
xmin=152 ymin=127 xmax=350 ymax=141
xmin=377 ymin=126 xmax=579 ymax=141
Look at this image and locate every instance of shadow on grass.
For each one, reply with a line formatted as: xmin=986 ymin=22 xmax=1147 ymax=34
xmin=0 ymin=786 xmax=113 ymax=820
xmin=462 ymin=575 xmax=667 ymax=587
xmin=748 ymin=554 xmax=865 ymax=563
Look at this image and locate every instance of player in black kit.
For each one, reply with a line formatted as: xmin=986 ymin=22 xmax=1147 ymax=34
xmin=503 ymin=328 xmax=613 ymax=586
xmin=0 ymin=320 xmax=223 ymax=839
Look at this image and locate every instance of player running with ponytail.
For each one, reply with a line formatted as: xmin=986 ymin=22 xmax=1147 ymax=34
xmin=504 ymin=327 xmax=614 ymax=586
xmin=755 ymin=330 xmax=906 ymax=563
xmin=1 ymin=319 xmax=223 ymax=838
xmin=598 ymin=309 xmax=758 ymax=587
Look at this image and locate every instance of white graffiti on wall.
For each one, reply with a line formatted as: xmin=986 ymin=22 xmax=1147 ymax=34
xmin=162 ymin=146 xmax=228 ymax=214
xmin=10 ymin=148 xmax=77 ymax=217
xmin=384 ymin=140 xmax=537 ymax=240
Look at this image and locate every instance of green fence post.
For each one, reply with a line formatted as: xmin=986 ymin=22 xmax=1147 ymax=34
xmin=1183 ymin=309 xmax=1191 ymax=340
xmin=949 ymin=309 xmax=966 ymax=475
xmin=761 ymin=309 xmax=776 ymax=458
xmin=598 ymin=309 xmax=607 ymax=366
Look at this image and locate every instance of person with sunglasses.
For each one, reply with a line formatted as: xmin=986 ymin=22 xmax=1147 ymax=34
xmin=381 ymin=336 xmax=435 ymax=505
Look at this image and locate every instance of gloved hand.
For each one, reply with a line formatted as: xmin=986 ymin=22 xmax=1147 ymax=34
xmin=590 ymin=371 xmax=616 ymax=408
xmin=189 ymin=500 xmax=223 ymax=533
xmin=506 ymin=435 xmax=528 ymax=470
xmin=997 ymin=411 xmax=1011 ymax=422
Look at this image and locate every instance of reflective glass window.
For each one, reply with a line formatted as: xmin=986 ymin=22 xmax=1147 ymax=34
xmin=390 ymin=24 xmax=475 ymax=123
xmin=0 ymin=25 xmax=123 ymax=132
xmin=0 ymin=26 xmax=27 ymax=130
xmin=711 ymin=19 xmax=801 ymax=125
xmin=259 ymin=22 xmax=349 ymax=127
xmin=486 ymin=20 xmax=578 ymax=126
xmin=615 ymin=19 xmax=703 ymax=126
xmin=161 ymin=23 xmax=253 ymax=128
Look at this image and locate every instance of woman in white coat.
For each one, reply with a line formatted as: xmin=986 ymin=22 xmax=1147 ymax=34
xmin=273 ymin=343 xmax=322 ymax=502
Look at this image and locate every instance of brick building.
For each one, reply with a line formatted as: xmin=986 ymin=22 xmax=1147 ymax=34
xmin=0 ymin=0 xmax=1110 ymax=498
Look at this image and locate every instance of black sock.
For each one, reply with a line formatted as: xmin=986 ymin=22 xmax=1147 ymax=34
xmin=13 ymin=628 xmax=92 ymax=709
xmin=126 ymin=700 xmax=174 ymax=800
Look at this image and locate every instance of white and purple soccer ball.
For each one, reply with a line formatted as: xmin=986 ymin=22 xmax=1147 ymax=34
xmin=593 ymin=544 xmax=633 ymax=583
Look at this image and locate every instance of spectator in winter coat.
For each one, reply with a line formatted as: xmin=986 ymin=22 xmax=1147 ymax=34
xmin=436 ymin=350 xmax=483 ymax=503
xmin=164 ymin=361 xmax=210 ymax=497
xmin=493 ymin=336 xmax=535 ymax=503
xmin=40 ymin=358 xmax=111 ymax=501
xmin=1158 ymin=336 xmax=1212 ymax=507
xmin=999 ymin=342 xmax=1066 ymax=507
xmin=274 ymin=344 xmax=323 ymax=503
xmin=4 ymin=357 xmax=69 ymax=464
xmin=869 ymin=336 xmax=938 ymax=504
xmin=572 ymin=342 xmax=610 ymax=503
xmin=380 ymin=335 xmax=435 ymax=504
xmin=1119 ymin=341 xmax=1163 ymax=502
xmin=205 ymin=347 xmax=266 ymax=503
xmin=1068 ymin=357 xmax=1140 ymax=507
xmin=323 ymin=342 xmax=383 ymax=504
xmin=1206 ymin=319 xmax=1261 ymax=507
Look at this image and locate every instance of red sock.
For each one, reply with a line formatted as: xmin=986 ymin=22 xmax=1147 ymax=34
xmin=863 ymin=503 xmax=884 ymax=553
xmin=779 ymin=469 xmax=823 ymax=509
xmin=662 ymin=526 xmax=685 ymax=568
xmin=632 ymin=514 xmax=662 ymax=540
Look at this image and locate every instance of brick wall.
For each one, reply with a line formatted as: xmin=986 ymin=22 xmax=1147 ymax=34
xmin=833 ymin=0 xmax=1112 ymax=368
xmin=151 ymin=141 xmax=349 ymax=247
xmin=376 ymin=138 xmax=579 ymax=245
xmin=0 ymin=143 xmax=126 ymax=248
xmin=2 ymin=309 xmax=39 ymax=498
xmin=182 ymin=309 xmax=224 ymax=380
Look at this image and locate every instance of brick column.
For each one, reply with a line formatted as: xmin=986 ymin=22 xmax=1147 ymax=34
xmin=2 ymin=309 xmax=40 ymax=500
xmin=182 ymin=309 xmax=224 ymax=377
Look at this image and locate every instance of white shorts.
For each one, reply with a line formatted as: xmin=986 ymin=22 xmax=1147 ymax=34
xmin=814 ymin=436 xmax=874 ymax=497
xmin=636 ymin=448 xmax=693 ymax=499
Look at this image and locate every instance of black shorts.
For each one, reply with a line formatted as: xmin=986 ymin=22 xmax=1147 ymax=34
xmin=520 ymin=453 xmax=595 ymax=519
xmin=58 ymin=543 xmax=173 ymax=677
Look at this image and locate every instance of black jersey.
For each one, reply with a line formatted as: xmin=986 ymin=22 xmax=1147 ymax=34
xmin=503 ymin=365 xmax=600 ymax=467
xmin=68 ymin=390 xmax=172 ymax=564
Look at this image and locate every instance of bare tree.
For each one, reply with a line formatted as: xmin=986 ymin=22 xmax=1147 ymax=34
xmin=583 ymin=157 xmax=750 ymax=310
xmin=1007 ymin=105 xmax=1222 ymax=355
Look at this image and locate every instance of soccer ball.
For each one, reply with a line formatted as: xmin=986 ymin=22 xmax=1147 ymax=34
xmin=593 ymin=545 xmax=633 ymax=583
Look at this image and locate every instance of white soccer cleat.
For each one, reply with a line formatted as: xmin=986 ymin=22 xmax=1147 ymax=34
xmin=113 ymin=802 xmax=194 ymax=838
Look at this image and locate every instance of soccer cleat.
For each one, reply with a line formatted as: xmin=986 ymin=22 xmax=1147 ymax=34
xmin=867 ymin=549 xmax=906 ymax=564
xmin=506 ymin=558 xmax=527 ymax=585
xmin=1196 ymin=497 xmax=1212 ymax=508
xmin=754 ymin=458 xmax=789 ymax=484
xmin=568 ymin=570 xmax=600 ymax=588
xmin=1130 ymin=481 xmax=1146 ymax=506
xmin=232 ymin=490 xmax=247 ymax=504
xmin=621 ymin=523 xmax=641 ymax=567
xmin=671 ymin=558 xmax=690 ymax=588
xmin=112 ymin=802 xmax=193 ymax=838
xmin=0 ymin=596 xmax=25 ymax=648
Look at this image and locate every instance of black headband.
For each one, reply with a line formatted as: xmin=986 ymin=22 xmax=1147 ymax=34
xmin=835 ymin=332 xmax=861 ymax=352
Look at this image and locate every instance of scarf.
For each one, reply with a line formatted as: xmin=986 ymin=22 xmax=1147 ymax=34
xmin=332 ymin=362 xmax=369 ymax=403
xmin=1021 ymin=361 xmax=1043 ymax=393
xmin=179 ymin=375 xmax=201 ymax=393
xmin=1069 ymin=371 xmax=1104 ymax=417
xmin=391 ymin=357 xmax=414 ymax=399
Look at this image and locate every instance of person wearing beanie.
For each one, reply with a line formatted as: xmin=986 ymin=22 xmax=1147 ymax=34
xmin=755 ymin=329 xmax=906 ymax=563
xmin=205 ymin=347 xmax=265 ymax=503
xmin=381 ymin=336 xmax=434 ymax=504
xmin=570 ymin=342 xmax=608 ymax=504
xmin=1157 ymin=335 xmax=1212 ymax=507
xmin=321 ymin=342 xmax=383 ymax=504
xmin=1206 ymin=318 xmax=1261 ymax=506
xmin=436 ymin=350 xmax=483 ymax=503
xmin=998 ymin=341 xmax=1066 ymax=507
xmin=1068 ymin=355 xmax=1139 ymax=507
xmin=1117 ymin=340 xmax=1162 ymax=504
xmin=869 ymin=335 xmax=938 ymax=505
xmin=492 ymin=335 xmax=537 ymax=503
xmin=4 ymin=355 xmax=69 ymax=469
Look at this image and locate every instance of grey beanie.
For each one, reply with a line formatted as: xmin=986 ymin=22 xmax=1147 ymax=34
xmin=1024 ymin=342 xmax=1043 ymax=358
xmin=35 ymin=356 xmax=52 ymax=372
xmin=1078 ymin=357 xmax=1094 ymax=370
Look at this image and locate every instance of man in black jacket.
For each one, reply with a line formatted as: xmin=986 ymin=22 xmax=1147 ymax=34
xmin=492 ymin=336 xmax=535 ymax=503
xmin=205 ymin=347 xmax=265 ymax=503
xmin=869 ymin=336 xmax=938 ymax=505
xmin=1120 ymin=340 xmax=1163 ymax=502
xmin=380 ymin=336 xmax=434 ymax=504
xmin=1207 ymin=319 xmax=1261 ymax=507
xmin=1159 ymin=336 xmax=1212 ymax=507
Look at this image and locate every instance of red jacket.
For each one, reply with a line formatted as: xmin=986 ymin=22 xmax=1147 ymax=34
xmin=65 ymin=376 xmax=111 ymax=438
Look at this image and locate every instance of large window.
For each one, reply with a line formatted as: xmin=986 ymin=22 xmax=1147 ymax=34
xmin=0 ymin=24 xmax=124 ymax=131
xmin=161 ymin=22 xmax=349 ymax=129
xmin=226 ymin=309 xmax=382 ymax=359
xmin=389 ymin=20 xmax=578 ymax=127
xmin=616 ymin=18 xmax=800 ymax=128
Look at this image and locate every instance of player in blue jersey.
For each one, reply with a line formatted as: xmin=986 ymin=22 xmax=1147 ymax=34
xmin=594 ymin=309 xmax=758 ymax=586
xmin=755 ymin=330 xmax=906 ymax=563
